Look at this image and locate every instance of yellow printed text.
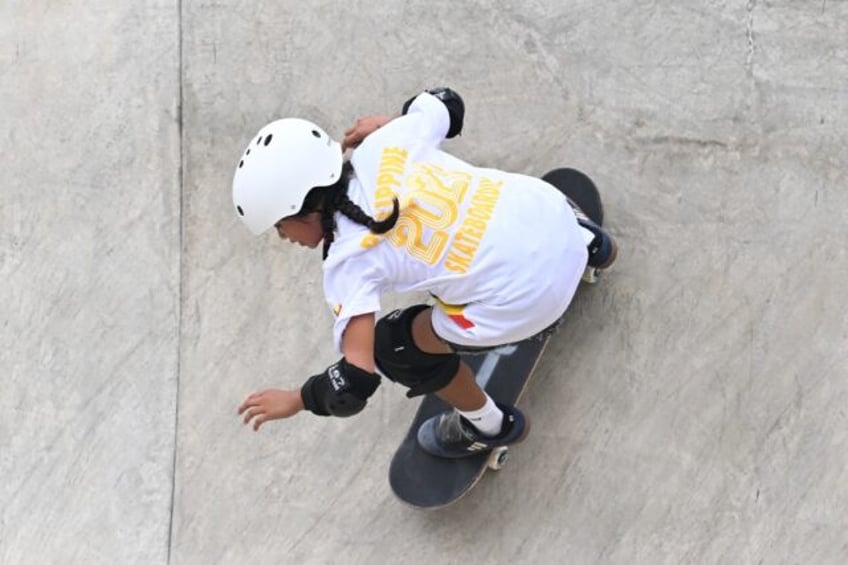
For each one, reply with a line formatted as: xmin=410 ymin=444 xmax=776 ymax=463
xmin=360 ymin=147 xmax=409 ymax=249
xmin=444 ymin=178 xmax=503 ymax=274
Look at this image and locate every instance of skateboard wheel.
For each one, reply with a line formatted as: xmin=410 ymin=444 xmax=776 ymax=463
xmin=581 ymin=266 xmax=600 ymax=284
xmin=487 ymin=447 xmax=509 ymax=471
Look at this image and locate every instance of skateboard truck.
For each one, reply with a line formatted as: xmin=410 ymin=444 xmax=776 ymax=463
xmin=582 ymin=266 xmax=600 ymax=284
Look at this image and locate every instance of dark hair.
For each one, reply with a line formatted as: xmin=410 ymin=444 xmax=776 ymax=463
xmin=297 ymin=161 xmax=400 ymax=259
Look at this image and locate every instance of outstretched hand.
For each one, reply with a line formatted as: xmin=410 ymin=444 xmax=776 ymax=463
xmin=342 ymin=115 xmax=394 ymax=151
xmin=238 ymin=388 xmax=304 ymax=431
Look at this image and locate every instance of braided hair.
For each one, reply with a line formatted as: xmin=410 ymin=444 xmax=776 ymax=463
xmin=298 ymin=162 xmax=400 ymax=259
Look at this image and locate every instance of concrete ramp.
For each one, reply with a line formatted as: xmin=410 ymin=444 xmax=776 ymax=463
xmin=3 ymin=2 xmax=847 ymax=564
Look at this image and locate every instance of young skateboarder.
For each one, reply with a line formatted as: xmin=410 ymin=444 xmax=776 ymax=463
xmin=234 ymin=88 xmax=616 ymax=457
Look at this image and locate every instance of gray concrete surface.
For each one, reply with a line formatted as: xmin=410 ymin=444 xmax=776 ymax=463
xmin=3 ymin=1 xmax=847 ymax=564
xmin=2 ymin=2 xmax=180 ymax=563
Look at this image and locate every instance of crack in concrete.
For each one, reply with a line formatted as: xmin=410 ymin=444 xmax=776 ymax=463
xmin=637 ymin=135 xmax=730 ymax=150
xmin=746 ymin=0 xmax=757 ymax=74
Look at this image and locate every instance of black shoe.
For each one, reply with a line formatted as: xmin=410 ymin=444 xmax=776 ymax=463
xmin=416 ymin=403 xmax=530 ymax=459
xmin=568 ymin=198 xmax=617 ymax=270
xmin=583 ymin=221 xmax=617 ymax=269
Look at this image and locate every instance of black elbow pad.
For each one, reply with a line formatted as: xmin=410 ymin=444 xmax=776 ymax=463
xmin=402 ymin=87 xmax=465 ymax=138
xmin=301 ymin=358 xmax=380 ymax=417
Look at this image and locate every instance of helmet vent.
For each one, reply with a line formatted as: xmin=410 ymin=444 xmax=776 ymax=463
xmin=238 ymin=160 xmax=244 ymax=168
xmin=264 ymin=134 xmax=273 ymax=146
xmin=256 ymin=136 xmax=262 ymax=145
xmin=312 ymin=130 xmax=321 ymax=138
xmin=246 ymin=149 xmax=251 ymax=155
xmin=236 ymin=205 xmax=245 ymax=217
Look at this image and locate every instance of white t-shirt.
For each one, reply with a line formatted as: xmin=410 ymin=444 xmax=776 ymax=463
xmin=323 ymin=92 xmax=588 ymax=350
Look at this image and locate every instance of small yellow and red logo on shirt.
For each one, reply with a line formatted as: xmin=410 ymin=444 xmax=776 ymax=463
xmin=437 ymin=301 xmax=475 ymax=330
xmin=333 ymin=304 xmax=342 ymax=317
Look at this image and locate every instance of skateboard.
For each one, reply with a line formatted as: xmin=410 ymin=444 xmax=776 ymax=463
xmin=388 ymin=168 xmax=605 ymax=509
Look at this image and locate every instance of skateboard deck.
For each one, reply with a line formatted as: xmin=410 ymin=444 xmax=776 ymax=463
xmin=542 ymin=167 xmax=604 ymax=226
xmin=388 ymin=167 xmax=604 ymax=509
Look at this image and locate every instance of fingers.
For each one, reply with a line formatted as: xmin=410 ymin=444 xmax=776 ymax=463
xmin=342 ymin=133 xmax=363 ymax=152
xmin=238 ymin=390 xmax=279 ymax=431
xmin=241 ymin=405 xmax=271 ymax=431
xmin=342 ymin=117 xmax=374 ymax=151
xmin=237 ymin=388 xmax=297 ymax=431
xmin=237 ymin=392 xmax=262 ymax=415
xmin=242 ymin=406 xmax=263 ymax=425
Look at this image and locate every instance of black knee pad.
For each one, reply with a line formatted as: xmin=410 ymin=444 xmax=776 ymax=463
xmin=374 ymin=305 xmax=460 ymax=398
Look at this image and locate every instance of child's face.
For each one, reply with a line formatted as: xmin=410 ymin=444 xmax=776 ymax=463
xmin=274 ymin=212 xmax=323 ymax=248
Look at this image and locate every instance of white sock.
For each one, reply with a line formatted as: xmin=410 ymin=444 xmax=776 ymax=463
xmin=458 ymin=394 xmax=504 ymax=437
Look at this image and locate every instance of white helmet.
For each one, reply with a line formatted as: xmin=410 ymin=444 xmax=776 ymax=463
xmin=232 ymin=118 xmax=343 ymax=235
